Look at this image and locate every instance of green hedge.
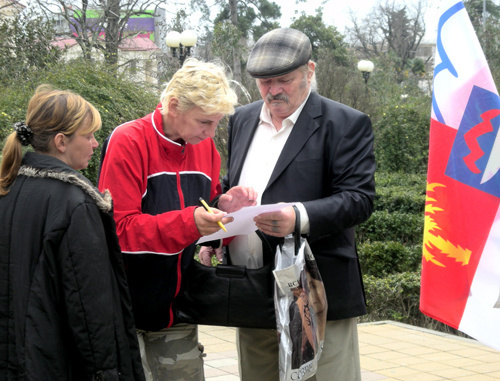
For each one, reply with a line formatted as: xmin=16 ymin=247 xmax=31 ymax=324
xmin=356 ymin=172 xmax=432 ymax=330
xmin=357 ymin=210 xmax=424 ymax=244
xmin=373 ymin=172 xmax=426 ymax=214
xmin=375 ymin=172 xmax=427 ymax=189
xmin=0 ymin=86 xmax=31 ymax=145
xmin=374 ymin=186 xmax=426 ymax=214
xmin=372 ymin=99 xmax=430 ymax=174
xmin=361 ymin=272 xmax=423 ymax=325
xmin=361 ymin=271 xmax=470 ymax=337
xmin=358 ymin=241 xmax=422 ymax=277
xmin=0 ymin=60 xmax=159 ymax=185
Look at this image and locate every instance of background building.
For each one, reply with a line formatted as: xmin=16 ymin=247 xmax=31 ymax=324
xmin=0 ymin=0 xmax=24 ymax=18
xmin=51 ymin=7 xmax=166 ymax=84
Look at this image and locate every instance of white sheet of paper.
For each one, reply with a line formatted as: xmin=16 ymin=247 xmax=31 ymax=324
xmin=197 ymin=202 xmax=295 ymax=243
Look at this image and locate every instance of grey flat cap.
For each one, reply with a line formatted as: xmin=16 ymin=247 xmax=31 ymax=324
xmin=247 ymin=28 xmax=312 ymax=79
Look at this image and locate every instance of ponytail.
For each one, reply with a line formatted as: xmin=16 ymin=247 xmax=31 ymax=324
xmin=0 ymin=132 xmax=23 ymax=196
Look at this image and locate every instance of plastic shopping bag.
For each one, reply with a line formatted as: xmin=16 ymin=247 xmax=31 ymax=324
xmin=273 ymin=235 xmax=328 ymax=381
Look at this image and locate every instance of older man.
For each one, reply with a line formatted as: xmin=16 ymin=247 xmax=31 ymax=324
xmin=221 ymin=28 xmax=376 ymax=380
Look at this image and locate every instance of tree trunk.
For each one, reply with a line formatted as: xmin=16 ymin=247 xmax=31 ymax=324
xmin=104 ymin=0 xmax=120 ymax=66
xmin=229 ymin=0 xmax=243 ymax=90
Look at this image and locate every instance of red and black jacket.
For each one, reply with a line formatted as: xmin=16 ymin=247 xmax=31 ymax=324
xmin=98 ymin=104 xmax=222 ymax=331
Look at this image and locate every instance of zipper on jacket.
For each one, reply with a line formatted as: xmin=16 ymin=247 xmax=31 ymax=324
xmin=168 ymin=170 xmax=185 ymax=328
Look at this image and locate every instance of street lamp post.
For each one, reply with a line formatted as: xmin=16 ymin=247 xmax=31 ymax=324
xmin=357 ymin=60 xmax=375 ymax=84
xmin=165 ymin=30 xmax=197 ymax=66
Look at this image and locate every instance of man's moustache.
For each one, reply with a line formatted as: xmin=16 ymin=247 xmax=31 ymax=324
xmin=267 ymin=94 xmax=289 ymax=103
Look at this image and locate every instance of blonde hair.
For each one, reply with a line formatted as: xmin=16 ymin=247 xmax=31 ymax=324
xmin=160 ymin=58 xmax=238 ymax=116
xmin=0 ymin=84 xmax=101 ymax=195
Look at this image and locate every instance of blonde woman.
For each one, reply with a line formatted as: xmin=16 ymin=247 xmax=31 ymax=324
xmin=98 ymin=59 xmax=256 ymax=380
xmin=0 ymin=85 xmax=144 ymax=380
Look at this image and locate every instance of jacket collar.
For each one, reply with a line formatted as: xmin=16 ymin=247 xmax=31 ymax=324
xmin=151 ymin=103 xmax=188 ymax=154
xmin=19 ymin=152 xmax=112 ymax=213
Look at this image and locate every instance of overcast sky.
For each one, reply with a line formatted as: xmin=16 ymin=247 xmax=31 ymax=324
xmin=274 ymin=0 xmax=441 ymax=43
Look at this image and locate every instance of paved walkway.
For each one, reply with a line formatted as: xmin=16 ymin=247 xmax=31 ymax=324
xmin=199 ymin=321 xmax=500 ymax=380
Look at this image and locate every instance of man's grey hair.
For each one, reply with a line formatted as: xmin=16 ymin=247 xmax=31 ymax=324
xmin=299 ymin=61 xmax=317 ymax=92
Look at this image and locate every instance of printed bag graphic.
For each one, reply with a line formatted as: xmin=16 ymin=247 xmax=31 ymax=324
xmin=273 ymin=236 xmax=327 ymax=381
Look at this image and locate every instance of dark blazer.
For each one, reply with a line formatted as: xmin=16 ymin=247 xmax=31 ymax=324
xmin=222 ymin=91 xmax=376 ymax=320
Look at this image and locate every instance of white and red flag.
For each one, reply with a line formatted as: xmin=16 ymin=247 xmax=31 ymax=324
xmin=420 ymin=0 xmax=500 ymax=350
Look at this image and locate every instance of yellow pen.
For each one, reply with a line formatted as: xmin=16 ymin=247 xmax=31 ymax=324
xmin=199 ymin=197 xmax=227 ymax=232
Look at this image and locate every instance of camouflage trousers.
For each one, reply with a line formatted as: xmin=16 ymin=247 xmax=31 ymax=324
xmin=137 ymin=323 xmax=205 ymax=381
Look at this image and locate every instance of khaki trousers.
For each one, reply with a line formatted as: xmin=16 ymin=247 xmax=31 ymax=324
xmin=236 ymin=318 xmax=361 ymax=381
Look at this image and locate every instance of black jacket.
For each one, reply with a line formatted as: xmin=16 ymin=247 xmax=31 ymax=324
xmin=0 ymin=152 xmax=144 ymax=380
xmin=223 ymin=92 xmax=376 ymax=320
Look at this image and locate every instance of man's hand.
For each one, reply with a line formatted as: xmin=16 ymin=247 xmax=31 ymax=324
xmin=199 ymin=246 xmax=224 ymax=266
xmin=254 ymin=206 xmax=296 ymax=237
xmin=218 ymin=186 xmax=257 ymax=213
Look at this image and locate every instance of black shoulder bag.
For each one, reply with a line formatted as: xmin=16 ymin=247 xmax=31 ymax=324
xmin=175 ymin=231 xmax=277 ymax=329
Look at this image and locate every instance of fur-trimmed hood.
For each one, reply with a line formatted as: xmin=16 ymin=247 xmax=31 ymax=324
xmin=17 ymin=152 xmax=112 ymax=213
xmin=18 ymin=166 xmax=112 ymax=213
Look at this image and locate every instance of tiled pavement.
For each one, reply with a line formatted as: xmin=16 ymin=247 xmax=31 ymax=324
xmin=199 ymin=320 xmax=500 ymax=380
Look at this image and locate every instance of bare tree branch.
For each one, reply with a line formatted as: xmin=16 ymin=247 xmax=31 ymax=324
xmin=34 ymin=0 xmax=164 ymax=65
xmin=347 ymin=0 xmax=426 ymax=73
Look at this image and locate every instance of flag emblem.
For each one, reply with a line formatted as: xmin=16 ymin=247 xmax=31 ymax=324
xmin=446 ymin=86 xmax=500 ymax=196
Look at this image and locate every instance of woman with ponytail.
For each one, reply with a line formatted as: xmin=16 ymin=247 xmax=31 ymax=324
xmin=0 ymin=85 xmax=144 ymax=380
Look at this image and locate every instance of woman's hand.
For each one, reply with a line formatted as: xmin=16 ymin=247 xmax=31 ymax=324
xmin=194 ymin=207 xmax=232 ymax=236
xmin=218 ymin=186 xmax=257 ymax=213
xmin=199 ymin=246 xmax=224 ymax=266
